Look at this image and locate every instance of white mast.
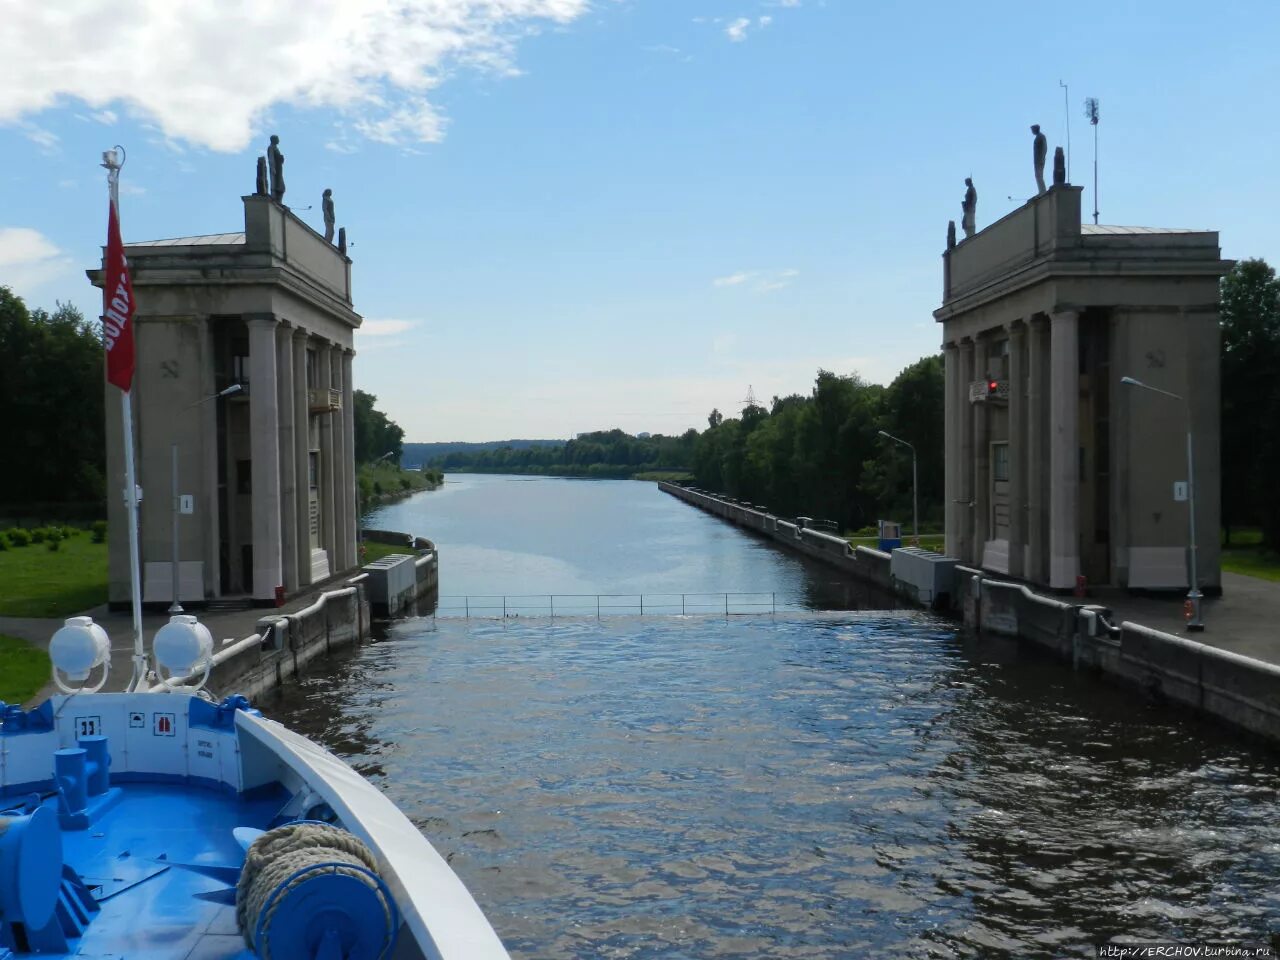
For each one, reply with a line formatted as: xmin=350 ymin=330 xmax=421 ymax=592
xmin=102 ymin=146 xmax=148 ymax=691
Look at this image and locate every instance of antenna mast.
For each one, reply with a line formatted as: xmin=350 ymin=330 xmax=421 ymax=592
xmin=742 ymin=385 xmax=759 ymax=410
xmin=1084 ymin=97 xmax=1100 ymax=224
xmin=1059 ymin=80 xmax=1071 ymax=182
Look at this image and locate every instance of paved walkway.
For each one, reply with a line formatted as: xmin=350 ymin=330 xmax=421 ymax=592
xmin=1 ymin=581 xmax=348 ymax=704
xmin=1087 ymin=572 xmax=1280 ymax=665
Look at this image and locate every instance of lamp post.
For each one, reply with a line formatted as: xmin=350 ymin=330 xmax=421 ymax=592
xmin=169 ymin=383 xmax=242 ymax=613
xmin=1120 ymin=376 xmax=1203 ymax=631
xmin=877 ymin=429 xmax=918 ymax=545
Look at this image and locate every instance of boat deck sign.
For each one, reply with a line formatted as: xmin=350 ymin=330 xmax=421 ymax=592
xmin=153 ymin=712 xmax=176 ymax=736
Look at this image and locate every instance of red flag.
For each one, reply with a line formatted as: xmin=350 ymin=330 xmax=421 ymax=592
xmin=103 ymin=199 xmax=136 ymax=392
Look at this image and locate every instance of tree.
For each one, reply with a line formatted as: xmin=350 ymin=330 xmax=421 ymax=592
xmin=0 ymin=288 xmax=105 ymax=507
xmin=352 ymin=389 xmax=405 ymax=465
xmin=865 ymin=355 xmax=945 ymax=525
xmin=707 ymin=408 xmax=723 ymax=429
xmin=1220 ymin=259 xmax=1280 ymax=547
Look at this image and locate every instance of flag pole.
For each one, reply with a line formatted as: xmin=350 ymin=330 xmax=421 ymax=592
xmin=102 ymin=146 xmax=148 ymax=692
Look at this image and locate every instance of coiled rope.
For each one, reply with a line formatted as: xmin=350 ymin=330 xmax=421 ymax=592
xmin=236 ymin=821 xmax=390 ymax=958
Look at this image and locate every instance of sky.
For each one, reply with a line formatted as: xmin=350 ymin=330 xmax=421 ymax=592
xmin=3 ymin=0 xmax=1279 ymax=442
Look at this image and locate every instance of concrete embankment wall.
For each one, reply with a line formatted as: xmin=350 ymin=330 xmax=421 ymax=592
xmin=160 ymin=575 xmax=371 ymax=701
xmin=163 ymin=530 xmax=439 ymax=699
xmin=657 ymin=482 xmax=893 ymax=593
xmin=956 ymin=566 xmax=1280 ymax=744
xmin=660 ymin=482 xmax=1280 ymax=744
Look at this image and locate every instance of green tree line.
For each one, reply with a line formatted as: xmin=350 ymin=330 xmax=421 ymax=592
xmin=0 ymin=288 xmax=105 ymax=511
xmin=1220 ymin=258 xmax=1280 ymax=548
xmin=352 ymin=389 xmax=404 ymax=465
xmin=432 ymin=355 xmax=944 ymax=530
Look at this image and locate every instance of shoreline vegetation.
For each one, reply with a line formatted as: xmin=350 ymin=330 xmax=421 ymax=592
xmin=358 ymin=461 xmax=443 ymax=511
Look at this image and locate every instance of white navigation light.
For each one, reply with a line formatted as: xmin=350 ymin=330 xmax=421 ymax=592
xmin=153 ymin=615 xmax=214 ymax=679
xmin=49 ymin=617 xmax=110 ymax=692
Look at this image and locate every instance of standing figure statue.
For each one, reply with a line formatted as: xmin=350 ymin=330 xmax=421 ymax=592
xmin=1053 ymin=146 xmax=1066 ymax=187
xmin=1031 ymin=124 xmax=1048 ymax=194
xmin=338 ymin=227 xmax=347 ymax=256
xmin=961 ymin=177 xmax=977 ymax=239
xmin=267 ymin=134 xmax=286 ymax=204
xmin=322 ymin=189 xmax=335 ymax=243
xmin=947 ymin=219 xmax=956 ymax=250
xmin=255 ymin=156 xmax=269 ymax=196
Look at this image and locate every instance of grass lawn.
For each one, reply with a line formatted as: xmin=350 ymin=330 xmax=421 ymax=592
xmin=0 ymin=534 xmax=108 ymax=617
xmin=847 ymin=534 xmax=946 ymax=553
xmin=1219 ymin=528 xmax=1280 ymax=582
xmin=360 ymin=539 xmax=420 ymax=564
xmin=0 ymin=633 xmax=50 ymax=704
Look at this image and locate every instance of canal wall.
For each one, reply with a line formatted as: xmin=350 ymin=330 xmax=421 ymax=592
xmin=660 ymin=482 xmax=1280 ymax=745
xmin=956 ymin=565 xmax=1280 ymax=745
xmin=160 ymin=529 xmax=438 ymax=699
xmin=658 ymin=482 xmax=894 ymax=593
xmin=157 ymin=574 xmax=371 ymax=700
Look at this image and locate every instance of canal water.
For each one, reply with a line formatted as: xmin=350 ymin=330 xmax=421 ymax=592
xmin=267 ymin=475 xmax=1280 ymax=958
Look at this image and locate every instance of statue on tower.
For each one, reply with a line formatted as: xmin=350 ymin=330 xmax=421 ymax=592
xmin=255 ymin=156 xmax=269 ymax=196
xmin=1053 ymin=146 xmax=1066 ymax=187
xmin=322 ymin=189 xmax=335 ymax=243
xmin=947 ymin=219 xmax=956 ymax=250
xmin=961 ymin=178 xmax=977 ymax=239
xmin=267 ymin=134 xmax=286 ymax=204
xmin=1031 ymin=124 xmax=1048 ymax=194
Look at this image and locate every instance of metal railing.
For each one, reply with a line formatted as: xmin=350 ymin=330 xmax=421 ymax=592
xmin=432 ymin=592 xmax=781 ymax=619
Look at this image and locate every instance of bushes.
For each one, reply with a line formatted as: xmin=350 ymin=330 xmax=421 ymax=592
xmin=91 ymin=520 xmax=107 ymax=543
xmin=47 ymin=539 xmax=60 ymax=552
xmin=2 ymin=525 xmax=89 ymax=548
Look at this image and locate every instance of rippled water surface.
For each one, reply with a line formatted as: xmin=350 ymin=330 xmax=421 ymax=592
xmin=269 ymin=613 xmax=1280 ymax=958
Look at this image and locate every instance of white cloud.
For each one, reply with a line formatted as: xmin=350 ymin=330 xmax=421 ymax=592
xmin=92 ymin=109 xmax=118 ymax=125
xmin=713 ymin=268 xmax=798 ymax=293
xmin=20 ymin=123 xmax=59 ymax=151
xmin=724 ymin=14 xmax=773 ymax=41
xmin=0 ymin=227 xmax=74 ymax=296
xmin=0 ymin=1 xmax=589 ymax=153
xmin=358 ymin=318 xmax=420 ymax=337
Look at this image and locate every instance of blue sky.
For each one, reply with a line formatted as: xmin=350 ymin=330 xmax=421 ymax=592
xmin=3 ymin=0 xmax=1278 ymax=441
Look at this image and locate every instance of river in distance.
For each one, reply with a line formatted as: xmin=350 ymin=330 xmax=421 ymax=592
xmin=266 ymin=474 xmax=1280 ymax=958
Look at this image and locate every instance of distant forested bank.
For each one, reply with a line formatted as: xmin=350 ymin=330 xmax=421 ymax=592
xmin=430 ymin=355 xmax=944 ymax=533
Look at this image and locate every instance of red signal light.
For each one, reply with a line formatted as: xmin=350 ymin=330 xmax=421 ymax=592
xmin=988 ymin=380 xmax=998 ymax=393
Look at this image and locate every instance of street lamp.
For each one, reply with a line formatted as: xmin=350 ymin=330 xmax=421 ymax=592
xmin=877 ymin=429 xmax=918 ymax=545
xmin=1120 ymin=376 xmax=1203 ymax=631
xmin=168 ymin=383 xmax=243 ymax=613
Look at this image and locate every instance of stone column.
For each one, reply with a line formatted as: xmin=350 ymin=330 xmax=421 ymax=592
xmin=957 ymin=338 xmax=975 ymax=563
xmin=943 ymin=342 xmax=959 ymax=557
xmin=277 ymin=323 xmax=298 ymax=594
xmin=319 ymin=344 xmax=336 ymax=574
xmin=1007 ymin=321 xmax=1027 ymax=579
xmin=1049 ymin=309 xmax=1080 ymax=589
xmin=198 ymin=317 xmax=221 ymax=598
xmin=247 ymin=315 xmax=283 ymax=602
xmin=1027 ymin=316 xmax=1047 ymax=583
xmin=972 ymin=336 xmax=989 ymax=561
xmin=330 ymin=344 xmax=350 ymax=572
xmin=292 ymin=330 xmax=311 ymax=586
xmin=342 ymin=349 xmax=358 ymax=570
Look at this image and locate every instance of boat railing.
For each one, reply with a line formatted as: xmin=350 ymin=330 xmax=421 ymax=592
xmin=432 ymin=592 xmax=784 ymax=618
